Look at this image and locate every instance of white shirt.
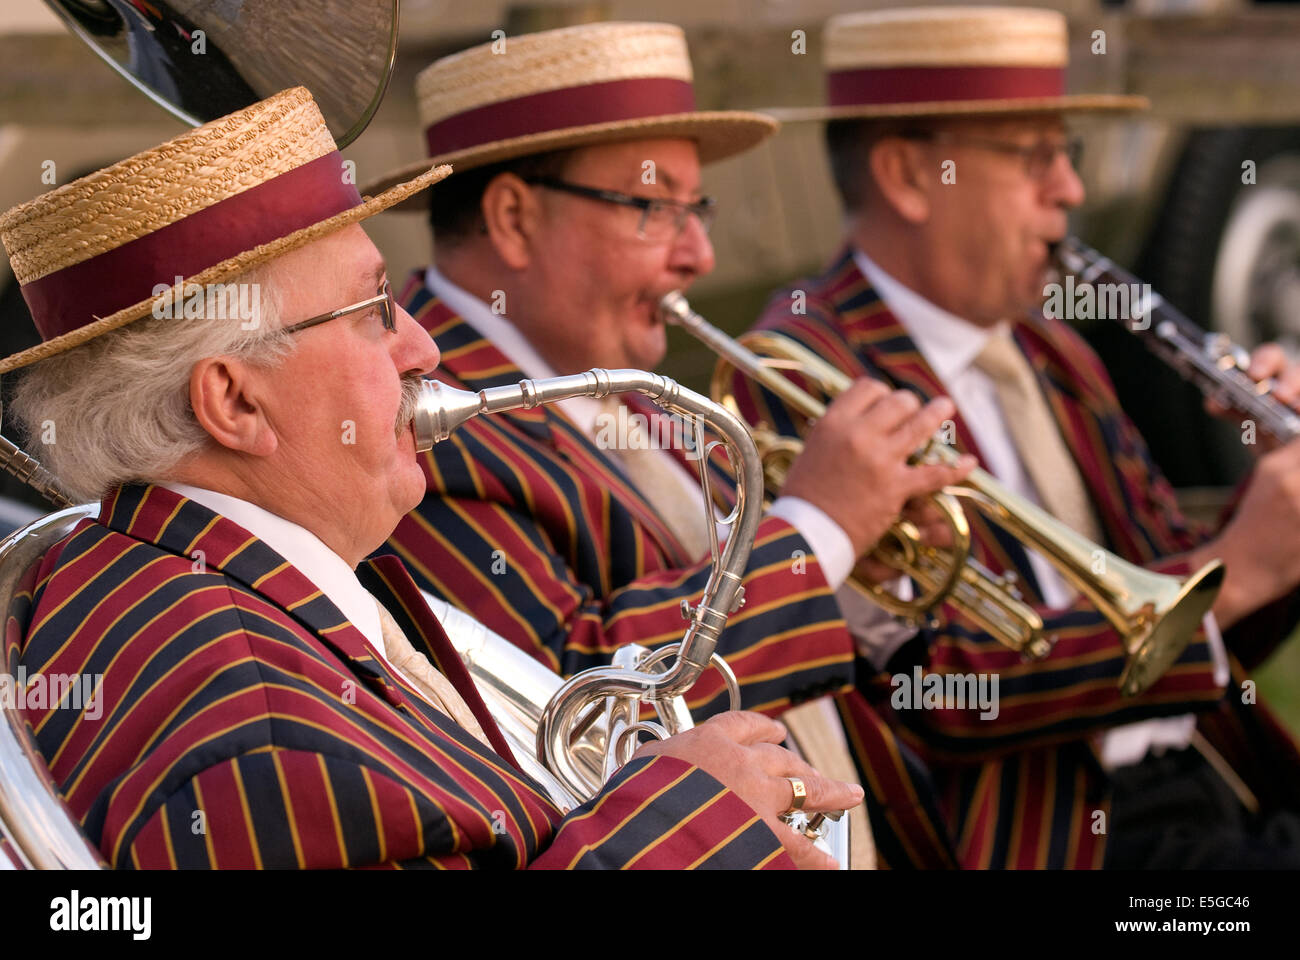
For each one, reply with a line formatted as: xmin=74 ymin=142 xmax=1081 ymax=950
xmin=424 ymin=266 xmax=862 ymax=588
xmin=162 ymin=482 xmax=415 ymax=684
xmin=852 ymin=248 xmax=1229 ymax=767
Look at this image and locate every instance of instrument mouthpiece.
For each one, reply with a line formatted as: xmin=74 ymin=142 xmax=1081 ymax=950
xmin=657 ymin=290 xmax=691 ymax=326
xmin=412 ymin=379 xmax=486 ymax=452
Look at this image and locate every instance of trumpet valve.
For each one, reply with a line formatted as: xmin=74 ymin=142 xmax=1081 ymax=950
xmin=804 ymin=809 xmax=842 ymax=838
xmin=997 ymin=570 xmax=1023 ymax=601
xmin=1025 ymin=635 xmax=1055 ymax=661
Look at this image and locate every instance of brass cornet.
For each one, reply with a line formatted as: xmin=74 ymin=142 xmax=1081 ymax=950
xmin=659 ymin=292 xmax=1225 ymax=697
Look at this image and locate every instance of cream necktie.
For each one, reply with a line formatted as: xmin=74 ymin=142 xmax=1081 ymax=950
xmin=371 ymin=597 xmax=491 ymax=748
xmin=973 ymin=329 xmax=1104 ymax=545
xmin=596 ymin=398 xmax=712 ymax=560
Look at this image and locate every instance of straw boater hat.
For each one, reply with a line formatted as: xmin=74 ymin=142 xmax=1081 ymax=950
xmin=363 ymin=20 xmax=778 ymax=210
xmin=768 ymin=6 xmax=1148 ymax=123
xmin=0 ymin=86 xmax=450 ymax=374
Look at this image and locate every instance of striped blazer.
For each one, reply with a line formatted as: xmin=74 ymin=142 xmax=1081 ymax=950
xmin=738 ymin=248 xmax=1300 ymax=868
xmin=387 ymin=277 xmax=960 ymax=869
xmin=11 ymin=484 xmax=789 ymax=869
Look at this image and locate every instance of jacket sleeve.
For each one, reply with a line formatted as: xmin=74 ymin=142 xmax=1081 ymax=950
xmin=890 ymin=599 xmax=1226 ymax=760
xmin=389 ymin=423 xmax=855 ymax=717
xmin=740 ymin=293 xmax=1227 ymax=759
xmin=528 ymin=755 xmax=791 ymax=869
xmin=117 ymin=751 xmax=790 ymax=870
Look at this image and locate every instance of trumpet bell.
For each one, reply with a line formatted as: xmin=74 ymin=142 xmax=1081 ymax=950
xmin=1116 ymin=559 xmax=1225 ymax=697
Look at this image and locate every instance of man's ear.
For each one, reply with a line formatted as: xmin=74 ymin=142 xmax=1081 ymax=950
xmin=188 ymin=356 xmax=278 ymax=457
xmin=869 ymin=137 xmax=933 ymax=224
xmin=481 ymin=172 xmax=542 ymax=271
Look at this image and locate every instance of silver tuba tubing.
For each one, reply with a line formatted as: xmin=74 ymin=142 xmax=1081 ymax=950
xmin=419 ymin=589 xmax=603 ymax=811
xmin=413 ymin=368 xmax=762 ymax=800
xmin=413 ymin=368 xmax=851 ymax=866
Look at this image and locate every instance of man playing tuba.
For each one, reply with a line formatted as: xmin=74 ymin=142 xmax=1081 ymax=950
xmin=0 ymin=88 xmax=860 ymax=869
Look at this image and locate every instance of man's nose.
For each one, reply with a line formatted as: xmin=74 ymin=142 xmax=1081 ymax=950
xmin=1044 ymin=150 xmax=1086 ymax=210
xmin=668 ymin=210 xmax=716 ymax=279
xmin=394 ymin=304 xmax=440 ymax=376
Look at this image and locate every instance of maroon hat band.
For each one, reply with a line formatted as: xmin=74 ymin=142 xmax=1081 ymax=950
xmin=424 ymin=76 xmax=697 ymax=157
xmin=20 ymin=150 xmax=363 ymax=342
xmin=827 ymin=65 xmax=1065 ymax=108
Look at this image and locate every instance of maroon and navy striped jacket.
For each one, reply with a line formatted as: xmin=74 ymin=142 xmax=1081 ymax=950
xmin=385 ymin=279 xmax=960 ymax=869
xmin=738 ymin=248 xmax=1300 ymax=868
xmin=11 ymin=484 xmax=790 ymax=869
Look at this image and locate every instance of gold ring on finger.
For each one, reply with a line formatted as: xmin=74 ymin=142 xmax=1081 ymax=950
xmin=782 ymin=776 xmax=807 ymax=815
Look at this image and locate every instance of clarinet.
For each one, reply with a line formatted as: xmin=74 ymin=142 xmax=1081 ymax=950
xmin=1052 ymin=237 xmax=1300 ymax=443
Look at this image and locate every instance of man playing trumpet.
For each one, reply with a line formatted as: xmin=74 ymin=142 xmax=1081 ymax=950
xmin=740 ymin=6 xmax=1300 ymax=868
xmin=368 ymin=21 xmax=974 ymax=868
xmin=0 ymin=88 xmax=860 ymax=869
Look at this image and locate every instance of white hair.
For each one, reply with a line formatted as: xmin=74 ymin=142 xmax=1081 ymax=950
xmin=10 ymin=265 xmax=292 ymax=503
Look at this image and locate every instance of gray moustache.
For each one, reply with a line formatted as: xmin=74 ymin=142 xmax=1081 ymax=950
xmin=395 ymin=376 xmax=425 ymax=438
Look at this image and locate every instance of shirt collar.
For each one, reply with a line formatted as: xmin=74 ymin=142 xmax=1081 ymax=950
xmin=161 ymin=482 xmax=382 ymax=651
xmin=851 ymin=247 xmax=1006 ymax=384
xmin=423 ymin=265 xmax=607 ymax=435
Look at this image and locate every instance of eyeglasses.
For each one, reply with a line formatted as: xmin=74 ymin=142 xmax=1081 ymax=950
xmin=523 ymin=177 xmax=718 ymax=242
xmin=902 ymin=132 xmax=1084 ymax=181
xmin=281 ymin=279 xmax=396 ymax=336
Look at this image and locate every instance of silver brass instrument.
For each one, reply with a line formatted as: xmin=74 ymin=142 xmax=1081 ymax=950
xmin=659 ymin=291 xmax=1226 ymax=697
xmin=43 ymin=0 xmax=399 ymax=148
xmin=0 ymin=507 xmax=105 ymax=869
xmin=411 ymin=368 xmax=755 ymax=801
xmin=0 ymin=435 xmax=76 ymax=510
xmin=411 ymin=368 xmax=849 ymax=865
xmin=1053 ymin=236 xmax=1300 ymax=443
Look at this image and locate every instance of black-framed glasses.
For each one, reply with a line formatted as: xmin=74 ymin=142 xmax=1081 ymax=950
xmin=524 ymin=176 xmax=718 ymax=242
xmin=902 ymin=132 xmax=1084 ymax=181
xmin=281 ymin=279 xmax=396 ymax=335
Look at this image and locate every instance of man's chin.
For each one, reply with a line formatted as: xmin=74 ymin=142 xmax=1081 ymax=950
xmin=400 ymin=451 xmax=428 ymax=506
xmin=630 ymin=329 xmax=669 ymax=372
xmin=384 ymin=429 xmax=426 ymax=511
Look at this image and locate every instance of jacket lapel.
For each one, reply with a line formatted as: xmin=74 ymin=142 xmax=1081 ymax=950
xmin=359 ymin=555 xmax=519 ymax=766
xmin=824 ymin=250 xmax=987 ymax=457
xmin=404 ymin=273 xmax=696 ymax=566
xmin=1010 ymin=318 xmax=1143 ymax=558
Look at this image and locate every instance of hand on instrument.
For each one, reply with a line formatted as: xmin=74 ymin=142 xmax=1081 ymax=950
xmin=782 ymin=378 xmax=977 ymax=558
xmin=634 ymin=710 xmax=864 ymax=869
xmin=853 ymin=496 xmax=960 ymax=582
xmin=1189 ymin=436 xmax=1300 ymax=629
xmin=1205 ymin=341 xmax=1300 ymax=453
